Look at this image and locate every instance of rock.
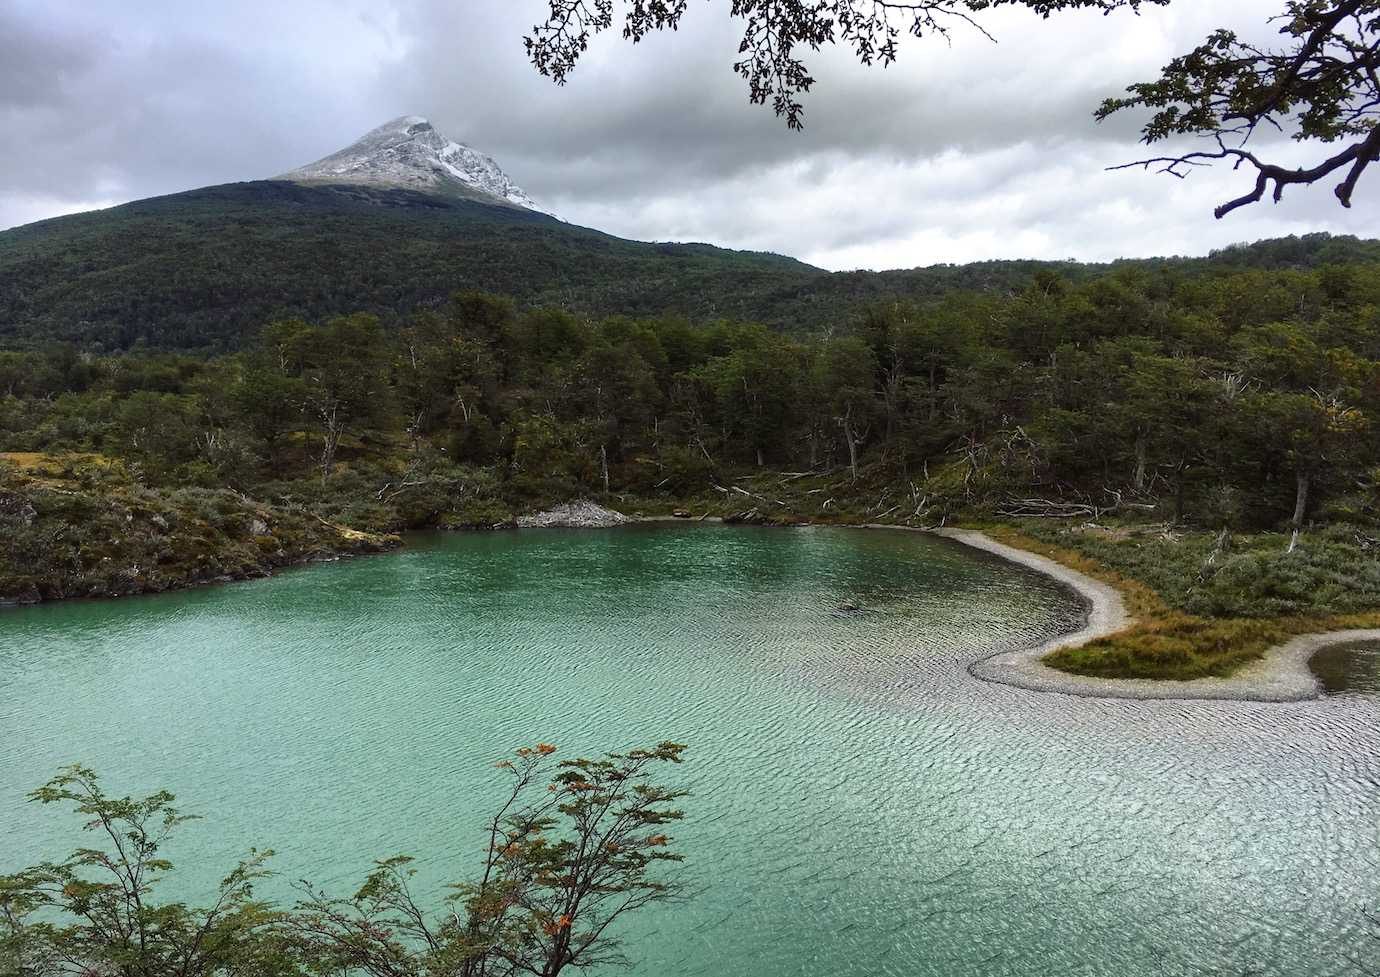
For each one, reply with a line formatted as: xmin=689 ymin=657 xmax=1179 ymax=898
xmin=516 ymin=501 xmax=630 ymax=529
xmin=672 ymin=509 xmax=691 ymax=518
xmin=832 ymin=603 xmax=865 ymax=618
xmin=247 ymin=517 xmax=269 ymax=536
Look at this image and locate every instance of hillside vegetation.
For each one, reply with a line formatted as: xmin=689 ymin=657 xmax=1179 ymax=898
xmin=5 ymin=179 xmax=1379 ymax=351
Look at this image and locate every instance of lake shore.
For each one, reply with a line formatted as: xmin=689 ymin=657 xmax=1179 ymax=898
xmin=928 ymin=526 xmax=1379 ymax=702
xmin=4 ymin=489 xmax=1372 ymax=704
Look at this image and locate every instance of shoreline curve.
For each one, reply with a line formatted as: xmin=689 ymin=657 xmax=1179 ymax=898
xmin=927 ymin=527 xmax=1380 ymax=703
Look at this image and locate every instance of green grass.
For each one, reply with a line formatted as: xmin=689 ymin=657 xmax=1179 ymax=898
xmin=989 ymin=521 xmax=1380 ymax=680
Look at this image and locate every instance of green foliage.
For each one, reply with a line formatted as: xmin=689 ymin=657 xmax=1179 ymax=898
xmin=0 ymin=182 xmax=826 ymax=351
xmin=1 ymin=745 xmax=689 ymax=977
xmin=1046 ymin=615 xmax=1286 ymax=680
xmin=1021 ymin=522 xmax=1380 ymax=620
xmin=0 ymin=766 xmax=293 ymax=977
xmin=3 ymin=241 xmax=1380 ymax=640
xmin=0 ymin=460 xmax=395 ymax=603
xmin=10 ymin=181 xmax=1375 ymax=355
xmin=526 ymin=0 xmax=1163 ymax=129
xmin=1098 ymin=1 xmax=1380 ymax=215
xmin=293 ymin=742 xmax=687 ymax=977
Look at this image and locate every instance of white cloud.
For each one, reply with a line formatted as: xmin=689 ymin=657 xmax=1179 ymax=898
xmin=1 ymin=0 xmax=1377 ymax=270
xmin=0 ymin=193 xmax=122 ymax=232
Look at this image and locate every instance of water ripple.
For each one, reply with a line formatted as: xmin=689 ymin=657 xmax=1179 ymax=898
xmin=1 ymin=525 xmax=1376 ymax=977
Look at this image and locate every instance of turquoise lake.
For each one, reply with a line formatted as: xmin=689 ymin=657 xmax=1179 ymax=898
xmin=2 ymin=525 xmax=1377 ymax=976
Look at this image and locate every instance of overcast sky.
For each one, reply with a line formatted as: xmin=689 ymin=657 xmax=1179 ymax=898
xmin=3 ymin=0 xmax=1376 ymax=270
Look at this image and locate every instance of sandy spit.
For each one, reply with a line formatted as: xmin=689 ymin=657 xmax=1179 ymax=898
xmin=930 ymin=527 xmax=1380 ymax=702
xmin=568 ymin=515 xmax=1373 ymax=702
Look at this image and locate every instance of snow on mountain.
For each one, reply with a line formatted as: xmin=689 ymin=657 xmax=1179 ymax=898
xmin=278 ymin=116 xmax=543 ymax=212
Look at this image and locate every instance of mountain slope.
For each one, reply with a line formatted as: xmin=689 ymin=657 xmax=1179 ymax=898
xmin=0 ymin=180 xmax=830 ymax=350
xmin=3 ymin=110 xmax=1380 ymax=353
xmin=3 ymin=177 xmax=1377 ymax=353
xmin=279 ymin=115 xmax=543 ymax=211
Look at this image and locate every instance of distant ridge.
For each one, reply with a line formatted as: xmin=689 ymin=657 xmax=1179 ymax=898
xmin=1 ymin=147 xmax=1377 ymax=353
xmin=279 ymin=115 xmax=543 ymax=212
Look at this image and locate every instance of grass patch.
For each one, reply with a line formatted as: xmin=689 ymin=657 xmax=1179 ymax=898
xmin=974 ymin=521 xmax=1380 ymax=681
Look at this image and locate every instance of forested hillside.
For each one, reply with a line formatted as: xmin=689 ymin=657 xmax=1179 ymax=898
xmin=2 ymin=252 xmax=1376 ymax=540
xmin=5 ymin=233 xmax=1380 ymax=678
xmin=5 ymin=177 xmax=1377 ymax=351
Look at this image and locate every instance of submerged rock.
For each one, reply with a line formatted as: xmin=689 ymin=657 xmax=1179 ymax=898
xmin=516 ymin=501 xmax=630 ymax=529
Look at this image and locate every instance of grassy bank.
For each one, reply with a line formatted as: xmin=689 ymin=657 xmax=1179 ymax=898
xmin=7 ymin=450 xmax=1380 ymax=687
xmin=978 ymin=522 xmax=1380 ymax=680
xmin=0 ymin=453 xmax=397 ymax=604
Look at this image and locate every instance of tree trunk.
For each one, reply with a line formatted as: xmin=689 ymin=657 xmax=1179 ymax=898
xmin=1132 ymin=431 xmax=1147 ymax=492
xmin=1287 ymin=470 xmax=1310 ymax=553
xmin=600 ymin=443 xmax=610 ymax=494
xmin=319 ymin=405 xmax=341 ymax=485
xmin=843 ymin=411 xmax=859 ymax=480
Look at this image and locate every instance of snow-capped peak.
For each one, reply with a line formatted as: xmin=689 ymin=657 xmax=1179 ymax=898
xmin=278 ymin=116 xmax=543 ymax=212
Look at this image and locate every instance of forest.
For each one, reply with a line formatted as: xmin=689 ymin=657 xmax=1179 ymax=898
xmin=3 ymin=242 xmax=1380 ymax=677
xmin=4 ymin=181 xmax=1380 ymax=352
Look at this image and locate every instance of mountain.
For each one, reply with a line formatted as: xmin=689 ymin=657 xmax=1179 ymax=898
xmin=2 ymin=115 xmax=1380 ymax=352
xmin=0 ymin=178 xmax=833 ymax=351
xmin=279 ymin=115 xmax=543 ymax=212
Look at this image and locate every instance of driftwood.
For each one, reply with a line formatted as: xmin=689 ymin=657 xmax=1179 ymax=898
xmin=997 ymin=496 xmax=1157 ymax=520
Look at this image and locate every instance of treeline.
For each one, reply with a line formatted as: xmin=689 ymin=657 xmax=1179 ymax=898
xmin=2 ymin=258 xmax=1379 ymax=535
xmin=5 ymin=178 xmax=1378 ymax=353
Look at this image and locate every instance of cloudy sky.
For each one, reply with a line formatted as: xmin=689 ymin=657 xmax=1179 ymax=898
xmin=3 ymin=0 xmax=1376 ymax=270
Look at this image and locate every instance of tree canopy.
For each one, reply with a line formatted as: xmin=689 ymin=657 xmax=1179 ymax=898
xmin=525 ymin=0 xmax=1380 ymax=216
xmin=1102 ymin=1 xmax=1380 ymax=217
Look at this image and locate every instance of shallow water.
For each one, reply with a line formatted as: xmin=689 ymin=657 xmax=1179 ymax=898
xmin=1311 ymin=640 xmax=1380 ymax=697
xmin=2 ymin=525 xmax=1378 ymax=976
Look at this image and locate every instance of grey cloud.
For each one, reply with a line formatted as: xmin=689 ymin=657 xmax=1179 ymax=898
xmin=0 ymin=0 xmax=1375 ymax=270
xmin=0 ymin=5 xmax=101 ymax=109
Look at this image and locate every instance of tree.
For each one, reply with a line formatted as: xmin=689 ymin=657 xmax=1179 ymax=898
xmin=231 ymin=356 xmax=308 ymax=473
xmin=291 ymin=742 xmax=688 ymax=977
xmin=525 ymin=1 xmax=1379 ymax=214
xmin=525 ymin=1 xmax=1159 ymax=128
xmin=1102 ymin=1 xmax=1380 ymax=217
xmin=250 ymin=315 xmax=392 ymax=480
xmin=697 ymin=333 xmax=804 ymax=468
xmin=814 ymin=337 xmax=877 ymax=478
xmin=1 ymin=746 xmax=689 ymax=977
xmin=112 ymin=392 xmax=202 ymax=478
xmin=1236 ymin=388 xmax=1368 ymax=547
xmin=573 ymin=340 xmax=663 ymax=492
xmin=1128 ymin=355 xmax=1227 ymax=522
xmin=0 ymin=766 xmax=292 ymax=977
